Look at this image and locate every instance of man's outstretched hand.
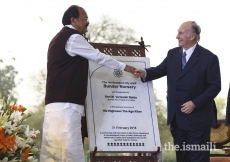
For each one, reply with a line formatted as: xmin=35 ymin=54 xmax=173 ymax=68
xmin=133 ymin=68 xmax=146 ymax=78
xmin=124 ymin=65 xmax=136 ymax=74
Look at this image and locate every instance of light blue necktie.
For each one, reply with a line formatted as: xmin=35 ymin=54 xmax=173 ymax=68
xmin=182 ymin=52 xmax=187 ymax=69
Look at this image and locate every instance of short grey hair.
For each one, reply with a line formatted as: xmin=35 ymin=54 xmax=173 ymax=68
xmin=191 ymin=21 xmax=201 ymax=42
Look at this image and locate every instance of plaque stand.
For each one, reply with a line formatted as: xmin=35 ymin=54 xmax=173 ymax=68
xmin=88 ymin=38 xmax=161 ymax=162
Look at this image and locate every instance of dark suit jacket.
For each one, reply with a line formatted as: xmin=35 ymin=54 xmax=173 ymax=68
xmin=226 ymin=85 xmax=230 ymax=125
xmin=143 ymin=44 xmax=221 ymax=130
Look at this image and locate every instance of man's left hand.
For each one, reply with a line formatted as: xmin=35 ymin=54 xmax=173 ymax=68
xmin=181 ymin=101 xmax=196 ymax=114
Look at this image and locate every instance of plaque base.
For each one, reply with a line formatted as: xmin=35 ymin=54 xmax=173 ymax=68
xmin=90 ymin=146 xmax=161 ymax=162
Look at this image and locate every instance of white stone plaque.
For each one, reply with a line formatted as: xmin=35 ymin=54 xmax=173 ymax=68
xmin=86 ymin=56 xmax=161 ymax=152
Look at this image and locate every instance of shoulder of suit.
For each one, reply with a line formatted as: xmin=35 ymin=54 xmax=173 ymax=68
xmin=196 ymin=44 xmax=217 ymax=57
xmin=169 ymin=46 xmax=181 ymax=51
xmin=167 ymin=47 xmax=181 ymax=54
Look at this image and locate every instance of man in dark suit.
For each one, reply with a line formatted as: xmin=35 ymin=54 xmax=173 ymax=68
xmin=226 ymin=85 xmax=230 ymax=125
xmin=134 ymin=21 xmax=221 ymax=162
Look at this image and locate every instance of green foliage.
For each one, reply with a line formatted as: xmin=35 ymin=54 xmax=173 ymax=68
xmin=162 ymin=151 xmax=176 ymax=162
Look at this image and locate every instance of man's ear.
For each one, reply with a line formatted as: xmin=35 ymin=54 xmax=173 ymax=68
xmin=70 ymin=17 xmax=77 ymax=27
xmin=70 ymin=17 xmax=75 ymax=24
xmin=191 ymin=33 xmax=196 ymax=41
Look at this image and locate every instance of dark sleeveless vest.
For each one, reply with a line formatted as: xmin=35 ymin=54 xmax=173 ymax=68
xmin=45 ymin=27 xmax=88 ymax=105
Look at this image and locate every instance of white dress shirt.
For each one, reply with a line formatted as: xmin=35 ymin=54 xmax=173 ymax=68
xmin=183 ymin=43 xmax=197 ymax=62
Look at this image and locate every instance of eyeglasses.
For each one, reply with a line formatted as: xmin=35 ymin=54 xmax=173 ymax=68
xmin=79 ymin=17 xmax=89 ymax=22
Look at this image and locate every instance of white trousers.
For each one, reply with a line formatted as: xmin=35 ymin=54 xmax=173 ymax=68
xmin=40 ymin=105 xmax=85 ymax=162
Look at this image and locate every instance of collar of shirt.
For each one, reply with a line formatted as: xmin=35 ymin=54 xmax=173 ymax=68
xmin=183 ymin=43 xmax=197 ymax=61
xmin=65 ymin=24 xmax=75 ymax=30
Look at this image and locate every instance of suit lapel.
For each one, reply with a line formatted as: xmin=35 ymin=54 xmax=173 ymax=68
xmin=177 ymin=45 xmax=200 ymax=80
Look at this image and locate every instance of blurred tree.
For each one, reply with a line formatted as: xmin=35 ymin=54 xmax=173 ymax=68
xmin=24 ymin=69 xmax=46 ymax=149
xmin=154 ymin=90 xmax=173 ymax=145
xmin=154 ymin=90 xmax=175 ymax=161
xmin=0 ymin=59 xmax=20 ymax=98
xmin=29 ymin=68 xmax=46 ymax=102
xmin=86 ymin=15 xmax=137 ymax=44
xmin=214 ymin=97 xmax=226 ymax=119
